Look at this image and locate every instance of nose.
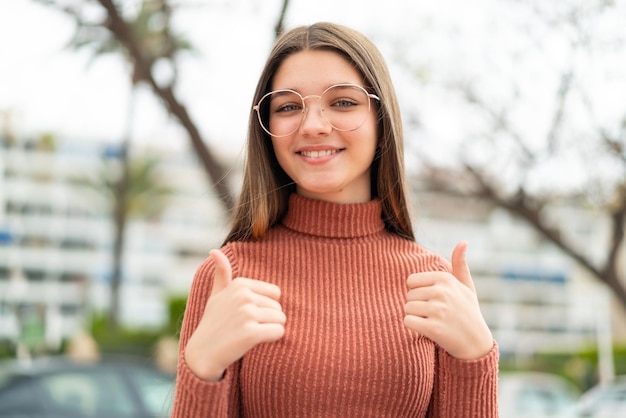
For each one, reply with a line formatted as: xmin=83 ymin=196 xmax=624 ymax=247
xmin=299 ymin=97 xmax=332 ymax=136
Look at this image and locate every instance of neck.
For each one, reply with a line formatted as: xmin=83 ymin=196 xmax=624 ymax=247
xmin=281 ymin=194 xmax=384 ymax=239
xmin=295 ymin=187 xmax=371 ymax=204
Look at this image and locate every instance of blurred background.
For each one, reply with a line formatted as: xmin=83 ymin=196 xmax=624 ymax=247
xmin=1 ymin=0 xmax=625 ymax=416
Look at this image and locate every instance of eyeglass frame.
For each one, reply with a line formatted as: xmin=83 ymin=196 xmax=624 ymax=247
xmin=252 ymin=83 xmax=381 ymax=138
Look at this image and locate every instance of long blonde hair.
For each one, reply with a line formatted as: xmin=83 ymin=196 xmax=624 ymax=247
xmin=224 ymin=22 xmax=415 ymax=243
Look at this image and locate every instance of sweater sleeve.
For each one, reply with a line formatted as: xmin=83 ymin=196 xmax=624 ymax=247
xmin=171 ymin=247 xmax=242 ymax=418
xmin=427 ymin=341 xmax=499 ymax=418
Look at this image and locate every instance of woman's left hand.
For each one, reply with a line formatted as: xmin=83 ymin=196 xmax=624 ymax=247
xmin=404 ymin=241 xmax=493 ymax=360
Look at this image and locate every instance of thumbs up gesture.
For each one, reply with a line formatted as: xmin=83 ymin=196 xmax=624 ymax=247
xmin=404 ymin=242 xmax=493 ymax=360
xmin=184 ymin=249 xmax=286 ymax=381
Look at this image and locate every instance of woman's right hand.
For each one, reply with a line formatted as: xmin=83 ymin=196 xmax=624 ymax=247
xmin=184 ymin=249 xmax=286 ymax=382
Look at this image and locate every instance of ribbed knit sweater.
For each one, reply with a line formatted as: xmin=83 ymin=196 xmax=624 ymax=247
xmin=172 ymin=194 xmax=499 ymax=417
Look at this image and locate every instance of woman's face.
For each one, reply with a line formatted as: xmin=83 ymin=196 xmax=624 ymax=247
xmin=269 ymin=49 xmax=378 ymax=203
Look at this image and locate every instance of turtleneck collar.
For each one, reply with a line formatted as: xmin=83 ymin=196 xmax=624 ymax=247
xmin=281 ymin=193 xmax=385 ymax=239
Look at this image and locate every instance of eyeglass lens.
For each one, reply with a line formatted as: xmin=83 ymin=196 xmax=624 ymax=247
xmin=256 ymin=84 xmax=374 ymax=137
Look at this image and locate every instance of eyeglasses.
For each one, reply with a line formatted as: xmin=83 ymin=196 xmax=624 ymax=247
xmin=253 ymin=83 xmax=380 ymax=137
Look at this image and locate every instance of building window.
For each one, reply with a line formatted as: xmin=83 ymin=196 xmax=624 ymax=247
xmin=23 ymin=269 xmax=46 ymax=282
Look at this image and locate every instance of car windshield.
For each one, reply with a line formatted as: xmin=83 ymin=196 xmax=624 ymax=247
xmin=37 ymin=369 xmax=138 ymax=417
xmin=0 ymin=357 xmax=175 ymax=417
xmin=127 ymin=367 xmax=175 ymax=416
xmin=577 ymin=381 xmax=626 ymax=416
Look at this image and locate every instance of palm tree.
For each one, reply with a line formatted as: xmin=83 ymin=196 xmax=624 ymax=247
xmin=45 ymin=0 xmax=191 ymax=329
xmin=76 ymin=155 xmax=174 ymax=220
xmin=83 ymin=0 xmax=236 ymax=210
xmin=73 ymin=155 xmax=174 ymax=329
xmin=37 ymin=0 xmax=295 ymax=328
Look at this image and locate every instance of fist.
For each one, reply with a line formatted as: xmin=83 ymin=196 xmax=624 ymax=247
xmin=184 ymin=249 xmax=286 ymax=381
xmin=404 ymin=241 xmax=493 ymax=360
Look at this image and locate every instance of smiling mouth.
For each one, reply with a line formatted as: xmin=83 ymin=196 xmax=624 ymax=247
xmin=298 ymin=149 xmax=342 ymax=158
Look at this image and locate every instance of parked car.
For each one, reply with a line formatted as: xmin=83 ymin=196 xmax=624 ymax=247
xmin=0 ymin=355 xmax=175 ymax=418
xmin=498 ymin=371 xmax=581 ymax=418
xmin=571 ymin=375 xmax=626 ymax=417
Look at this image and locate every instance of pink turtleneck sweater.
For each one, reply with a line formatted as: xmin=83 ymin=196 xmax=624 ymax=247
xmin=172 ymin=194 xmax=499 ymax=417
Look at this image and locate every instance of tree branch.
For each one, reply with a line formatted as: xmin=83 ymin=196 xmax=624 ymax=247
xmin=274 ymin=0 xmax=290 ymax=39
xmin=96 ymin=0 xmax=235 ymax=211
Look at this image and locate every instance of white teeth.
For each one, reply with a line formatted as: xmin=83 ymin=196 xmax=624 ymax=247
xmin=300 ymin=149 xmax=338 ymax=158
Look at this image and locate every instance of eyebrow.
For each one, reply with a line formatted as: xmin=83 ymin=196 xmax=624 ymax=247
xmin=272 ymin=82 xmax=364 ymax=93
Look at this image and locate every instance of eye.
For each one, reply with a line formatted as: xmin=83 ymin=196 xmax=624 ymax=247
xmin=268 ymin=91 xmax=304 ymax=115
xmin=323 ymin=85 xmax=367 ymax=111
xmin=274 ymin=102 xmax=303 ymax=113
xmin=330 ymin=97 xmax=359 ymax=108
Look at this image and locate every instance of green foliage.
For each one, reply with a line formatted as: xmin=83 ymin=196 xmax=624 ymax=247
xmin=58 ymin=0 xmax=194 ymax=85
xmin=89 ymin=313 xmax=162 ymax=357
xmin=499 ymin=345 xmax=626 ymax=392
xmin=0 ymin=341 xmax=16 ymax=360
xmin=36 ymin=132 xmax=57 ymax=151
xmin=71 ymin=155 xmax=174 ymax=220
xmin=85 ymin=294 xmax=186 ymax=358
xmin=0 ymin=294 xmax=187 ymax=361
xmin=126 ymin=158 xmax=175 ymax=220
xmin=165 ymin=295 xmax=188 ymax=336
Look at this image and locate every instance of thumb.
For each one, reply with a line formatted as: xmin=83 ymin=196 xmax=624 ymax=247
xmin=451 ymin=241 xmax=476 ymax=293
xmin=210 ymin=249 xmax=232 ymax=294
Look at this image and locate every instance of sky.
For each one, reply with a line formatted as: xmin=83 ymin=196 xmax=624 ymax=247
xmin=1 ymin=0 xmax=625 ymax=193
xmin=0 ymin=0 xmax=505 ymax=154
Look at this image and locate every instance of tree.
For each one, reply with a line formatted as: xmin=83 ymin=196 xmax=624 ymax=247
xmin=39 ymin=0 xmax=194 ymax=328
xmin=403 ymin=0 xmax=626 ymax=312
xmin=37 ymin=0 xmax=236 ymax=211
xmin=36 ymin=0 xmax=294 ymax=327
xmin=76 ymin=155 xmax=174 ymax=221
xmin=274 ymin=0 xmax=291 ymax=38
xmin=73 ymin=155 xmax=174 ymax=326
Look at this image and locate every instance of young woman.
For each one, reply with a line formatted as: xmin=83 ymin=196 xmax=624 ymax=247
xmin=172 ymin=22 xmax=498 ymax=417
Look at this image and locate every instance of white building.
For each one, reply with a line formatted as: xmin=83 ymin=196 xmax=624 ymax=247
xmin=412 ymin=188 xmax=616 ymax=362
xmin=0 ymin=135 xmax=228 ymax=351
xmin=0 ymin=135 xmax=619 ymax=363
